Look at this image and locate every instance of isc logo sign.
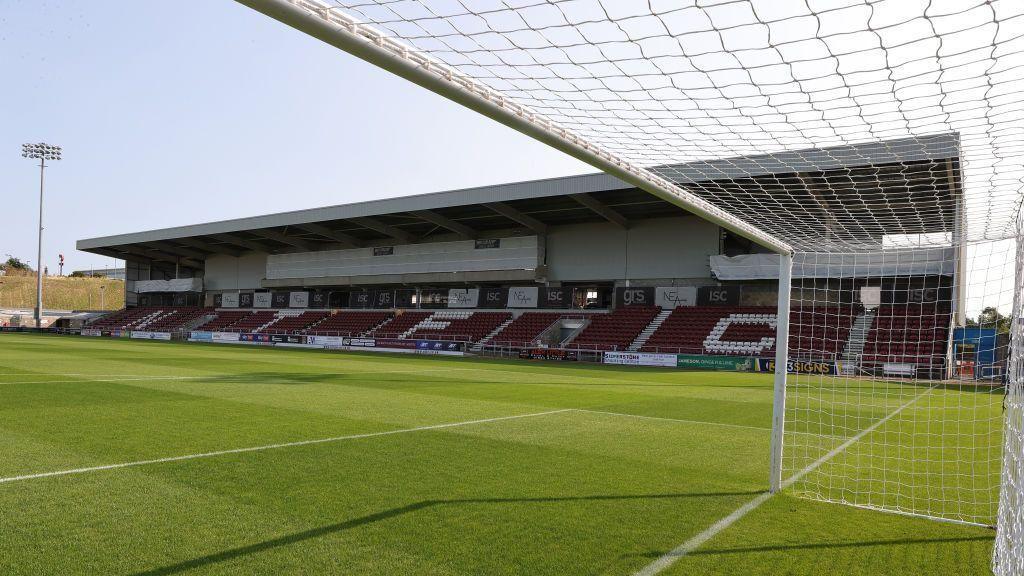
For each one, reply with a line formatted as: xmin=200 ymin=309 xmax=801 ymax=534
xmin=707 ymin=290 xmax=730 ymax=303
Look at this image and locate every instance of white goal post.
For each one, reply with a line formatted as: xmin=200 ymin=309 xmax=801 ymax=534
xmin=235 ymin=1 xmax=1024 ymax=572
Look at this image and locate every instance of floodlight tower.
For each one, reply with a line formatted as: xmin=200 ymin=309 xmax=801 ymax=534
xmin=21 ymin=143 xmax=62 ymax=328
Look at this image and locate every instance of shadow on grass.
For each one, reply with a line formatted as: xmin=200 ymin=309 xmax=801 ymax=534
xmin=130 ymin=490 xmax=760 ymax=576
xmin=684 ymin=534 xmax=994 ymax=556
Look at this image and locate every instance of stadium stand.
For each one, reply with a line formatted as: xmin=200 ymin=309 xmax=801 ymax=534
xmin=194 ymin=310 xmax=251 ymax=332
xmin=306 ymin=310 xmax=394 ymax=336
xmin=408 ymin=311 xmax=512 ymax=342
xmin=140 ymin=307 xmax=213 ymax=332
xmin=371 ymin=311 xmax=433 ymax=338
xmin=88 ymin=307 xmax=167 ymax=330
xmin=861 ymin=304 xmax=951 ymax=371
xmin=567 ymin=306 xmax=661 ymax=351
xmin=226 ymin=311 xmax=278 ymax=333
xmin=483 ymin=312 xmax=564 ymax=347
xmin=789 ymin=306 xmax=857 ymax=358
xmin=641 ymin=305 xmax=857 ymax=357
xmin=257 ymin=310 xmax=328 ymax=334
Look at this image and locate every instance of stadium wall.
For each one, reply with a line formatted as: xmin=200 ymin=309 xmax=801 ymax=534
xmin=198 ymin=215 xmax=721 ymax=292
xmin=204 ymin=252 xmax=269 ymax=291
xmin=546 ymin=217 xmax=718 ymax=282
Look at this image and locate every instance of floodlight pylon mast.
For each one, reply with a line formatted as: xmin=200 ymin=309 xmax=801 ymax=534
xmin=232 ymin=0 xmax=791 ymax=257
xmin=21 ymin=142 xmax=61 ymax=328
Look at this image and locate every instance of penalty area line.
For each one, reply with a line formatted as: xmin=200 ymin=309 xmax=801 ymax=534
xmin=633 ymin=386 xmax=936 ymax=576
xmin=0 ymin=408 xmax=572 ymax=485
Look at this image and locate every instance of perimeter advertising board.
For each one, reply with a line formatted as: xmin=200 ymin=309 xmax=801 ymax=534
xmin=676 ymin=354 xmax=756 ymax=371
xmin=603 ymin=352 xmax=677 ymax=367
xmin=757 ymin=358 xmax=840 ymax=375
xmin=130 ymin=331 xmax=172 ymax=341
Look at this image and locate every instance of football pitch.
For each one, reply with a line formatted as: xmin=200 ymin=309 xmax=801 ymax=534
xmin=0 ymin=333 xmax=996 ymax=575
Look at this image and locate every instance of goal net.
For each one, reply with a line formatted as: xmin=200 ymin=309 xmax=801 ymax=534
xmin=237 ymin=0 xmax=1024 ymax=571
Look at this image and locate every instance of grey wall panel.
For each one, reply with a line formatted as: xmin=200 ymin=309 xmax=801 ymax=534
xmin=547 ymin=217 xmax=717 ymax=282
xmin=266 ymin=236 xmax=538 ymax=279
xmin=204 ymin=253 xmax=268 ymax=290
xmin=626 ymin=217 xmax=718 ymax=280
xmin=546 ymin=223 xmax=627 ymax=281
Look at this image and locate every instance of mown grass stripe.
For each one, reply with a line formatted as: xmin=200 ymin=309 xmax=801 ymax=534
xmin=0 ymin=409 xmax=571 ymax=485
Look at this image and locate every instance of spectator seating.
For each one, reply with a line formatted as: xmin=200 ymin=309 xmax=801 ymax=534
xmin=194 ymin=311 xmax=251 ymax=332
xmin=789 ymin=306 xmax=857 ymax=358
xmin=641 ymin=305 xmax=857 ymax=357
xmin=306 ymin=310 xmax=394 ymax=336
xmin=483 ymin=312 xmax=565 ymax=347
xmin=408 ymin=311 xmax=512 ymax=342
xmin=257 ymin=311 xmax=329 ymax=333
xmin=861 ymin=304 xmax=951 ymax=368
xmin=89 ymin=307 xmax=162 ymax=330
xmin=568 ymin=306 xmax=661 ymax=351
xmin=141 ymin=307 xmax=213 ymax=332
xmin=371 ymin=311 xmax=432 ymax=338
xmin=226 ymin=311 xmax=278 ymax=333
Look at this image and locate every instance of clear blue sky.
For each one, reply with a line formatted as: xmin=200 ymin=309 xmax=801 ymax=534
xmin=1 ymin=0 xmax=592 ymax=273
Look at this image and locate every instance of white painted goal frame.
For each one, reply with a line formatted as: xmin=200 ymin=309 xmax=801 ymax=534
xmin=235 ymin=1 xmax=1024 ymax=572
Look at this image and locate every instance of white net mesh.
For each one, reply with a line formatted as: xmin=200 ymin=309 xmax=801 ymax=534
xmin=307 ymin=0 xmax=1024 ymax=252
xmin=995 ymin=226 xmax=1024 ymax=575
xmin=248 ymin=0 xmax=1024 ymax=569
xmin=780 ymin=243 xmax=1011 ymax=528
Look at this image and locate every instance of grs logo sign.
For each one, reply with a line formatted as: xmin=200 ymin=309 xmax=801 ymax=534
xmin=619 ymin=288 xmax=652 ymax=306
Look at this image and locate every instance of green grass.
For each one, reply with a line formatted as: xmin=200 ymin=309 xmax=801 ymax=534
xmin=0 ymin=273 xmax=124 ymax=311
xmin=0 ymin=333 xmax=997 ymax=575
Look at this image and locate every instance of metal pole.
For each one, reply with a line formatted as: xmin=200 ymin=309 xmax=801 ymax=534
xmin=233 ymin=0 xmax=792 ymax=256
xmin=35 ymin=158 xmax=46 ymax=328
xmin=769 ymin=252 xmax=793 ymax=493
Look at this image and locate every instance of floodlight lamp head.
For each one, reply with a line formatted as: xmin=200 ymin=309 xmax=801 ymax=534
xmin=21 ymin=142 xmax=62 ymax=161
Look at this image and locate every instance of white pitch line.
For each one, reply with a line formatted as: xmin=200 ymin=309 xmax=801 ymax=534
xmin=0 ymin=408 xmax=572 ymax=485
xmin=0 ymin=366 xmax=529 ymax=386
xmin=577 ymin=409 xmax=846 ymax=439
xmin=0 ymin=375 xmax=211 ymax=386
xmin=633 ymin=386 xmax=936 ymax=576
xmin=575 ymin=409 xmax=772 ymax=432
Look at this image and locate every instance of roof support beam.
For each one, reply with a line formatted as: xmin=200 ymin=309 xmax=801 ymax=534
xmin=294 ymin=223 xmax=363 ymax=248
xmin=410 ymin=210 xmax=478 ymax=239
xmin=140 ymin=242 xmax=209 ymax=260
xmin=115 ymin=246 xmax=203 ymax=269
xmin=483 ymin=202 xmax=547 ymax=235
xmin=90 ymin=247 xmax=140 ymax=265
xmin=211 ymin=233 xmax=276 ymax=253
xmin=251 ymin=229 xmax=317 ymax=251
xmin=176 ymin=237 xmax=243 ymax=257
xmin=568 ymin=193 xmax=630 ymax=229
xmin=349 ymin=217 xmax=414 ymax=243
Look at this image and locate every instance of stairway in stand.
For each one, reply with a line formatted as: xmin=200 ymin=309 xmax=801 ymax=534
xmin=628 ymin=308 xmax=673 ymax=351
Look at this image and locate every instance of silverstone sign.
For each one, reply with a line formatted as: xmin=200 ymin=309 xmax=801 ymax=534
xmin=603 ymin=352 xmax=677 ymax=367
